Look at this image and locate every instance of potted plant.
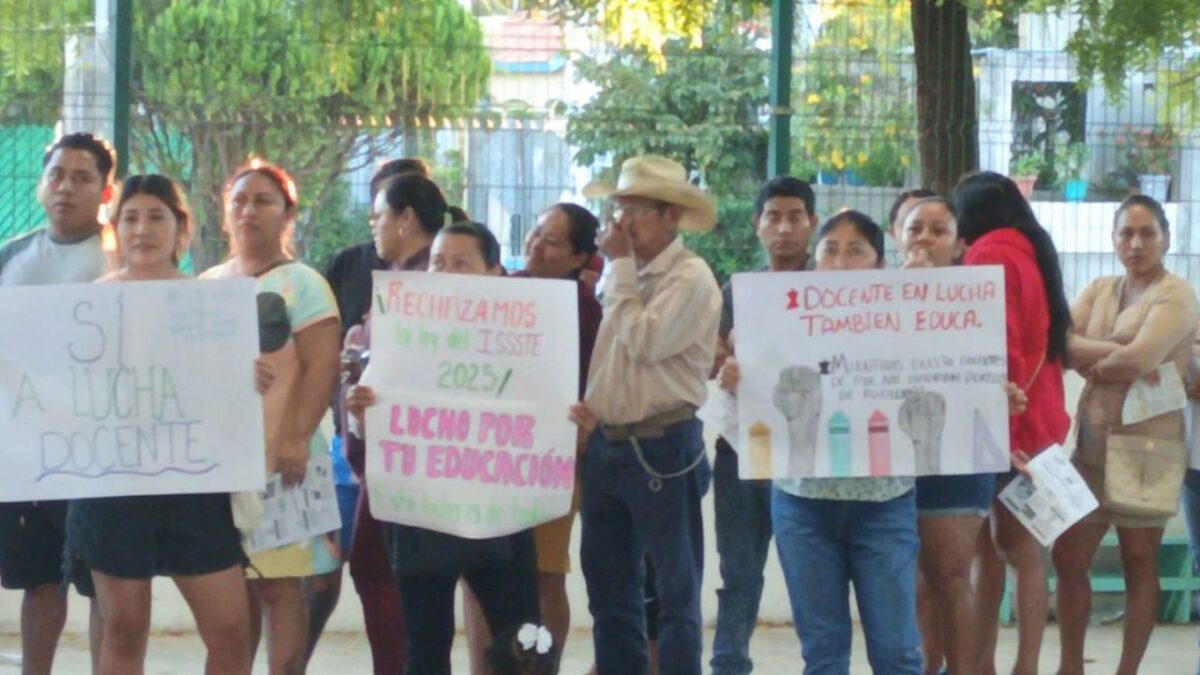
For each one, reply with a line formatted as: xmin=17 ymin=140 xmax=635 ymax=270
xmin=1010 ymin=151 xmax=1045 ymax=198
xmin=1120 ymin=126 xmax=1176 ymax=202
xmin=1054 ymin=142 xmax=1090 ymax=202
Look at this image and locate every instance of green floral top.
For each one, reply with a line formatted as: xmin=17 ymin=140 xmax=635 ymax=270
xmin=775 ymin=476 xmax=913 ymax=502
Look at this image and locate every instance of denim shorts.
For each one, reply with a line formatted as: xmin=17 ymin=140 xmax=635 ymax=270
xmin=915 ymin=473 xmax=996 ymax=517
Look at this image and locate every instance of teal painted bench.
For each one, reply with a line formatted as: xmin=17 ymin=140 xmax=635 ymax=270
xmin=1000 ymin=535 xmax=1200 ymax=624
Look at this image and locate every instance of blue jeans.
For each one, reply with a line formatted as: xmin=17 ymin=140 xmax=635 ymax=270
xmin=771 ymin=487 xmax=922 ymax=675
xmin=581 ymin=417 xmax=710 ymax=675
xmin=711 ymin=442 xmax=774 ymax=675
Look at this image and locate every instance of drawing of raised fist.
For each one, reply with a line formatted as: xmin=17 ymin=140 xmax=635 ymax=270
xmin=898 ymin=390 xmax=947 ymax=475
xmin=773 ymin=366 xmax=823 ymax=477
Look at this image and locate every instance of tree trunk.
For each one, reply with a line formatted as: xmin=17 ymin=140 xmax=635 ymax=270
xmin=910 ymin=0 xmax=978 ymax=194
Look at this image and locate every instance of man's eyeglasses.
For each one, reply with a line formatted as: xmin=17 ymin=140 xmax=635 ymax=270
xmin=601 ymin=199 xmax=669 ymax=224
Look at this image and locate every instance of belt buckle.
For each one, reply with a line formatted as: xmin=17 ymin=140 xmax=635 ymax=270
xmin=601 ymin=425 xmax=628 ymax=443
xmin=634 ymin=424 xmax=667 ymax=440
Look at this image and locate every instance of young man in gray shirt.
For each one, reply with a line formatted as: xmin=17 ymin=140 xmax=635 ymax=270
xmin=0 ymin=132 xmax=116 ymax=675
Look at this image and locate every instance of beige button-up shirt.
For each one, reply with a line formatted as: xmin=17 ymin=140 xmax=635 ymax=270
xmin=585 ymin=237 xmax=722 ymax=425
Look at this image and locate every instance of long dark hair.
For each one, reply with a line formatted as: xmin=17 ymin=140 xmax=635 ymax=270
xmin=378 ymin=174 xmax=448 ymax=237
xmin=1114 ymin=194 xmax=1170 ymax=235
xmin=952 ymin=171 xmax=1070 ymax=364
xmin=440 ymin=221 xmax=501 ymax=269
xmin=112 ymin=174 xmax=192 ymax=264
xmin=543 ymin=203 xmax=599 ymax=277
xmin=817 ymin=210 xmax=885 ymax=262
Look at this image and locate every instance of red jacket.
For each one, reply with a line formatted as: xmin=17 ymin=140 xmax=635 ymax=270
xmin=965 ymin=228 xmax=1069 ymax=456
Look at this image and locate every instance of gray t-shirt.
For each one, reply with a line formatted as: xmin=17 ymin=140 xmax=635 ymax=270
xmin=0 ymin=228 xmax=110 ymax=286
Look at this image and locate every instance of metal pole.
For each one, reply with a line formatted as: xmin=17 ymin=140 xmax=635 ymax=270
xmin=110 ymin=0 xmax=132 ymax=177
xmin=767 ymin=0 xmax=794 ymax=179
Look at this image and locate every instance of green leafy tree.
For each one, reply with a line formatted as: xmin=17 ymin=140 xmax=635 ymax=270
xmin=0 ymin=0 xmax=90 ymax=122
xmin=567 ymin=19 xmax=769 ymax=197
xmin=681 ymin=199 xmax=762 ymax=285
xmin=1029 ymin=0 xmax=1200 ymax=125
xmin=793 ymin=0 xmax=917 ymax=187
xmin=131 ymin=0 xmax=490 ymax=269
xmin=566 ymin=14 xmax=769 ymax=280
xmin=536 ymin=0 xmax=718 ymax=68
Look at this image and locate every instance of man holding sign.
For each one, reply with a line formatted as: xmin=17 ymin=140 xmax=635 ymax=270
xmin=708 ymin=176 xmax=816 ymax=675
xmin=578 ymin=155 xmax=721 ymax=675
xmin=0 ymin=133 xmax=116 ymax=675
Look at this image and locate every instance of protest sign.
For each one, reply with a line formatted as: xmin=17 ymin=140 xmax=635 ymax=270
xmin=364 ymin=272 xmax=578 ymax=538
xmin=733 ymin=266 xmax=1011 ymax=478
xmin=0 ymin=279 xmax=266 ymax=501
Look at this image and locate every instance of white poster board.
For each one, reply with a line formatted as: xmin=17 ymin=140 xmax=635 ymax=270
xmin=364 ymin=271 xmax=579 ymax=538
xmin=733 ymin=266 xmax=1011 ymax=479
xmin=0 ymin=279 xmax=266 ymax=501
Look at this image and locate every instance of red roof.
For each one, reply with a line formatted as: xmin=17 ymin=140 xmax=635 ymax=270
xmin=480 ymin=12 xmax=564 ymax=64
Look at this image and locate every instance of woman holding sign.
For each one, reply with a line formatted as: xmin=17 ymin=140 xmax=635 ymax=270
xmin=720 ymin=212 xmax=924 ymax=673
xmin=517 ymin=203 xmax=602 ymax=656
xmin=952 ymin=172 xmax=1072 ymax=675
xmin=900 ymin=197 xmax=1028 ymax=675
xmin=1051 ymin=196 xmax=1197 ymax=675
xmin=67 ymin=175 xmax=253 ymax=674
xmin=348 ymin=219 xmax=544 ymax=674
xmin=202 ymin=161 xmax=342 ymax=675
xmin=459 ymin=203 xmax=603 ymax=667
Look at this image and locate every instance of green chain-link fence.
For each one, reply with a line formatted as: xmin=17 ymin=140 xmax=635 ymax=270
xmin=2 ymin=0 xmax=1198 ymax=297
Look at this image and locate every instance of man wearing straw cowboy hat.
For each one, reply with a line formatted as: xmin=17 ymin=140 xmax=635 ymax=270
xmin=577 ymin=155 xmax=721 ymax=674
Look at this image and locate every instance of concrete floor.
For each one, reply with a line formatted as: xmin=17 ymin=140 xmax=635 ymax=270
xmin=2 ymin=623 xmax=1199 ymax=674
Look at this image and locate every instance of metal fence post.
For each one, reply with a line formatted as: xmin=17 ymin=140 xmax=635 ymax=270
xmin=767 ymin=0 xmax=794 ymax=179
xmin=110 ymin=0 xmax=132 ymax=178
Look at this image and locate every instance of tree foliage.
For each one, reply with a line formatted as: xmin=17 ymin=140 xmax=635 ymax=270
xmin=793 ymin=0 xmax=917 ymax=186
xmin=0 ymin=0 xmax=90 ymax=123
xmin=131 ymin=0 xmax=490 ymax=268
xmin=565 ymin=13 xmax=769 ymax=282
xmin=1031 ymin=0 xmax=1197 ymax=97
xmin=567 ymin=18 xmax=769 ymax=197
xmin=535 ymin=0 xmax=720 ymax=67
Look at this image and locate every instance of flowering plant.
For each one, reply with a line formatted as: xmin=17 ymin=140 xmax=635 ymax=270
xmin=1115 ymin=125 xmax=1177 ymax=176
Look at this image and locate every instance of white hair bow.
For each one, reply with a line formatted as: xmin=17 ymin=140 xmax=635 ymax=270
xmin=516 ymin=623 xmax=553 ymax=655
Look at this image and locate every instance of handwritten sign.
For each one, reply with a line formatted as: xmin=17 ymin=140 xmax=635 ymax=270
xmin=364 ymin=272 xmax=578 ymax=538
xmin=733 ymin=266 xmax=1011 ymax=478
xmin=0 ymin=279 xmax=266 ymax=501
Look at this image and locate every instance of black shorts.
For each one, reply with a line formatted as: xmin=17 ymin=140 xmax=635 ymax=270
xmin=0 ymin=501 xmax=93 ymax=596
xmin=67 ymin=493 xmax=245 ymax=580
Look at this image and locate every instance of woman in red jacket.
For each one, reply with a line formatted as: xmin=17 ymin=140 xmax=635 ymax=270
xmin=952 ymin=172 xmax=1071 ymax=675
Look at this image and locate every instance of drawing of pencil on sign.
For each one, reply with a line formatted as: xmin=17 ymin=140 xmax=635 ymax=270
xmin=731 ymin=266 xmax=1011 ymax=479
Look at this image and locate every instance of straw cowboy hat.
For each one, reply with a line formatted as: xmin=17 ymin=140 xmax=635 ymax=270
xmin=582 ymin=155 xmax=717 ymax=233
